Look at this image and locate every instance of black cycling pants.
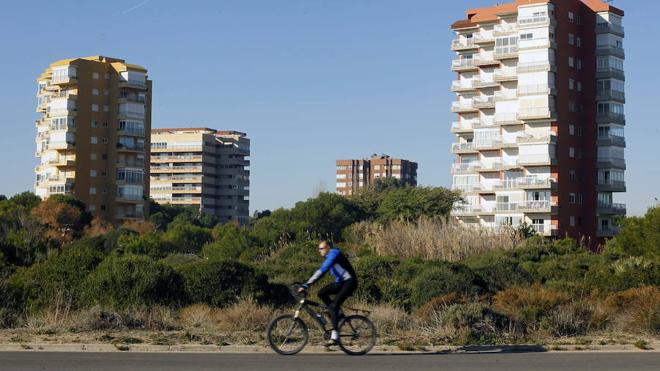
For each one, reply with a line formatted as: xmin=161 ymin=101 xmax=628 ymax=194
xmin=318 ymin=279 xmax=357 ymax=330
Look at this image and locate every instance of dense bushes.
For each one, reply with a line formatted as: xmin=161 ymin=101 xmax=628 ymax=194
xmin=410 ymin=263 xmax=486 ymax=308
xmin=83 ymin=254 xmax=183 ymax=308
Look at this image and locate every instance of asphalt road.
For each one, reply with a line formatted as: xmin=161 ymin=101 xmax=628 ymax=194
xmin=0 ymin=351 xmax=658 ymax=371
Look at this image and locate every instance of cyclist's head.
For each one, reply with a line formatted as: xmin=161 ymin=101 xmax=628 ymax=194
xmin=318 ymin=240 xmax=333 ymax=256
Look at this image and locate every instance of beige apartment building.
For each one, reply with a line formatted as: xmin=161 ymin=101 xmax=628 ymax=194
xmin=150 ymin=128 xmax=250 ymax=224
xmin=34 ymin=56 xmax=151 ymax=223
xmin=449 ymin=0 xmax=626 ymax=240
xmin=336 ymin=154 xmax=418 ymax=196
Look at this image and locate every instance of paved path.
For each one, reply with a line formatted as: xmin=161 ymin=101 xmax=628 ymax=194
xmin=0 ymin=351 xmax=659 ymax=371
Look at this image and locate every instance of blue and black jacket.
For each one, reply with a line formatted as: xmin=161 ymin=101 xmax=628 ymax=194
xmin=303 ymin=248 xmax=357 ymax=287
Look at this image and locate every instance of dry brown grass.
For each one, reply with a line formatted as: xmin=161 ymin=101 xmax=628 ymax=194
xmin=347 ymin=217 xmax=522 ymax=262
xmin=604 ymin=286 xmax=660 ymax=334
xmin=179 ymin=299 xmax=273 ymax=333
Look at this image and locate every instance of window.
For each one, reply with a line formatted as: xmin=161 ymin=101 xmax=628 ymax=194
xmin=569 ymin=193 xmax=576 ymax=204
xmin=577 ymin=126 xmax=583 ymax=136
xmin=92 ymin=88 xmax=99 ymax=96
xmin=577 ymin=81 xmax=582 ymax=92
xmin=569 ymin=147 xmax=575 ymax=158
xmin=569 ymin=170 xmax=576 ymax=181
xmin=92 ymin=104 xmax=99 ymax=112
xmin=568 ymin=56 xmax=574 ymax=67
xmin=568 ymin=33 xmax=575 ymax=45
xmin=520 ymin=33 xmax=533 ymax=40
xmin=103 ymin=89 xmax=109 ymax=96
xmin=91 ymin=137 xmax=98 ymax=144
xmin=90 ymin=153 xmax=97 ymax=160
xmin=90 ymin=170 xmax=97 ymax=177
xmin=569 ymin=78 xmax=575 ymax=90
xmin=568 ymin=11 xmax=575 ymax=23
xmin=570 ymin=216 xmax=576 ymax=227
xmin=576 ymin=37 xmax=581 ymax=47
xmin=102 ymin=138 xmax=109 ymax=144
xmin=91 ymin=120 xmax=97 ymax=128
xmin=92 ymin=72 xmax=99 ymax=79
xmin=569 ymin=101 xmax=577 ymax=112
xmin=569 ymin=124 xmax=575 ymax=135
xmin=577 ymin=59 xmax=582 ymax=70
xmin=103 ymin=105 xmax=109 ymax=112
xmin=88 ymin=205 xmax=96 ymax=212
xmin=90 ymin=187 xmax=97 ymax=195
xmin=104 ymin=73 xmax=109 ymax=80
xmin=578 ymin=193 xmax=583 ymax=204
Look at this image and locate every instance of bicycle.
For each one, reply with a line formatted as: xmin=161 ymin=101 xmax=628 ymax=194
xmin=266 ymin=283 xmax=377 ymax=355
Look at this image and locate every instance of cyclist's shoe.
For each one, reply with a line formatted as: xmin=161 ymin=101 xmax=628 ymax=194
xmin=325 ymin=339 xmax=338 ymax=347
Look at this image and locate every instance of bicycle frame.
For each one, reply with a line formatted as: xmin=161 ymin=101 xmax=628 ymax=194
xmin=293 ymin=298 xmax=331 ymax=333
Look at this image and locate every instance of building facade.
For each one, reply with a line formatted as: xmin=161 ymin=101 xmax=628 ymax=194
xmin=150 ymin=128 xmax=250 ymax=224
xmin=336 ymin=154 xmax=418 ymax=195
xmin=449 ymin=0 xmax=626 ymax=240
xmin=35 ymin=56 xmax=151 ymax=223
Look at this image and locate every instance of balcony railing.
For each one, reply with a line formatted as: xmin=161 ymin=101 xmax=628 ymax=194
xmin=517 ymin=61 xmax=554 ymax=73
xmin=494 ymin=89 xmax=517 ymax=101
xmin=517 ymin=154 xmax=555 ymax=165
xmin=597 ymin=202 xmax=626 ymax=214
xmin=597 ymin=134 xmax=626 ymax=147
xmin=518 ymin=84 xmax=555 ymax=96
xmin=518 ymin=107 xmax=555 ymax=120
xmin=452 ymin=162 xmax=481 ymax=172
xmin=596 ymin=67 xmax=625 ymax=80
xmin=451 ymin=38 xmax=477 ymax=50
xmin=494 ymin=112 xmax=521 ymax=125
xmin=494 ymin=176 xmax=554 ymax=190
xmin=451 ymin=100 xmax=477 ymax=112
xmin=494 ymin=23 xmax=517 ymax=36
xmin=451 ymin=120 xmax=475 ymax=132
xmin=117 ymin=143 xmax=146 ymax=151
xmin=596 ymin=22 xmax=624 ymax=36
xmin=451 ymin=142 xmax=476 ymax=152
xmin=451 ymin=80 xmax=475 ymax=91
xmin=451 ymin=59 xmax=477 ymax=70
xmin=518 ymin=15 xmax=552 ymax=27
xmin=151 ymin=144 xmax=203 ymax=151
xmin=473 ymin=95 xmax=495 ymax=108
xmin=596 ymin=111 xmax=625 ymax=124
xmin=474 ymin=137 xmax=502 ymax=149
xmin=494 ymin=68 xmax=517 ymax=81
xmin=596 ymin=46 xmax=625 ymax=58
xmin=473 ymin=32 xmax=495 ymax=43
xmin=494 ymin=45 xmax=518 ymax=59
xmin=596 ymin=90 xmax=625 ymax=102
xmin=497 ymin=200 xmax=552 ymax=212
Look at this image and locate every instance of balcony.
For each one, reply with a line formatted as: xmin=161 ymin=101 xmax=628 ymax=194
xmin=151 ymin=166 xmax=203 ymax=174
xmin=116 ymin=194 xmax=145 ymax=203
xmin=451 ymin=59 xmax=478 ymax=71
xmin=597 ymin=225 xmax=620 ymax=237
xmin=494 ymin=113 xmax=522 ymax=126
xmin=494 ymin=68 xmax=517 ymax=82
xmin=596 ymin=22 xmax=625 ymax=37
xmin=451 ymin=100 xmax=478 ymax=113
xmin=493 ymin=176 xmax=556 ymax=190
xmin=116 ymin=143 xmax=146 ymax=152
xmin=48 ymin=141 xmax=76 ymax=150
xmin=596 ymin=46 xmax=625 ymax=59
xmin=517 ymin=154 xmax=557 ymax=166
xmin=451 ymin=162 xmax=481 ymax=173
xmin=531 ymin=224 xmax=558 ymax=237
xmin=117 ymin=111 xmax=145 ymax=120
xmin=151 ymin=155 xmax=203 ymax=163
xmin=518 ymin=84 xmax=555 ymax=96
xmin=497 ymin=200 xmax=555 ymax=213
xmin=596 ymin=90 xmax=625 ymax=103
xmin=451 ymin=38 xmax=478 ymax=51
xmin=597 ymin=134 xmax=626 ymax=147
xmin=473 ymin=32 xmax=495 ymax=44
xmin=473 ymin=95 xmax=495 ymax=109
xmin=597 ymin=179 xmax=626 ymax=192
xmin=477 ymin=159 xmax=518 ymax=172
xmin=517 ymin=61 xmax=555 ymax=73
xmin=473 ymin=53 xmax=498 ymax=67
xmin=596 ymin=67 xmax=625 ymax=81
xmin=493 ymin=23 xmax=517 ymax=36
xmin=518 ymin=39 xmax=557 ymax=51
xmin=494 ymin=46 xmax=518 ymax=59
xmin=450 ymin=120 xmax=476 ymax=133
xmin=518 ymin=107 xmax=555 ymax=120
xmin=49 ymin=157 xmax=76 ymax=168
xmin=596 ymin=157 xmax=626 ymax=169
xmin=116 ymin=211 xmax=145 ymax=220
xmin=51 ymin=76 xmax=78 ymax=85
xmin=118 ymin=127 xmax=146 ymax=137
xmin=517 ymin=15 xmax=555 ymax=28
xmin=151 ymin=144 xmax=204 ymax=153
xmin=517 ymin=134 xmax=557 ymax=144
xmin=597 ymin=202 xmax=626 ymax=215
xmin=170 ymin=197 xmax=202 ymax=205
xmin=474 ymin=137 xmax=502 ymax=150
xmin=494 ymin=89 xmax=517 ymax=101
xmin=596 ymin=112 xmax=626 ymax=125
xmin=118 ymin=79 xmax=148 ymax=90
xmin=451 ymin=142 xmax=477 ymax=153
xmin=472 ymin=77 xmax=499 ymax=88
xmin=451 ymin=80 xmax=477 ymax=92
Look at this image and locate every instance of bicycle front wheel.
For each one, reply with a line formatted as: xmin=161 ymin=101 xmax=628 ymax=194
xmin=337 ymin=315 xmax=377 ymax=355
xmin=267 ymin=314 xmax=309 ymax=355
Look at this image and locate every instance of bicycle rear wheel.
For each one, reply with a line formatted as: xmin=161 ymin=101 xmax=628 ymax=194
xmin=337 ymin=315 xmax=377 ymax=355
xmin=267 ymin=314 xmax=309 ymax=355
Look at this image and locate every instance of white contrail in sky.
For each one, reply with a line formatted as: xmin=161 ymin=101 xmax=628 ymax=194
xmin=122 ymin=0 xmax=153 ymax=15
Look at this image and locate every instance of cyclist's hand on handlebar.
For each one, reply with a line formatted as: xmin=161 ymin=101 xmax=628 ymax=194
xmin=297 ymin=287 xmax=306 ymax=294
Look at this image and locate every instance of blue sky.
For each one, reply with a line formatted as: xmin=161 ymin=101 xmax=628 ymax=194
xmin=0 ymin=0 xmax=657 ymax=215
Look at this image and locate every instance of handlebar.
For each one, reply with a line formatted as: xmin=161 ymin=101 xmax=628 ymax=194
xmin=289 ymin=282 xmax=308 ymax=299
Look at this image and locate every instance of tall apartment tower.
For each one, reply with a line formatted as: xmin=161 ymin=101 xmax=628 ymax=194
xmin=150 ymin=128 xmax=250 ymax=224
xmin=35 ymin=56 xmax=151 ymax=223
xmin=449 ymin=0 xmax=625 ymax=240
xmin=336 ymin=154 xmax=418 ymax=195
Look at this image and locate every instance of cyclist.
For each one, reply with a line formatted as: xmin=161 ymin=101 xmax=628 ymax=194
xmin=298 ymin=240 xmax=358 ymax=346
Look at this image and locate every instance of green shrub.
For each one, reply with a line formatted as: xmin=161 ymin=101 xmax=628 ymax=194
xmin=353 ymin=255 xmax=400 ymax=303
xmin=159 ymin=253 xmax=202 ymax=269
xmin=118 ymin=232 xmax=174 ymax=259
xmin=177 ymin=260 xmax=262 ymax=307
xmin=493 ymin=285 xmax=570 ymax=333
xmin=584 ymin=256 xmax=660 ymax=292
xmin=83 ymin=254 xmax=183 ymax=308
xmin=8 ymin=237 xmax=105 ymax=309
xmin=604 ymin=206 xmax=659 ymax=259
xmin=410 ymin=263 xmax=486 ymax=308
xmin=440 ymin=303 xmax=503 ymax=345
xmin=163 ymin=223 xmax=212 ymax=254
xmin=464 ymin=251 xmax=532 ymax=293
